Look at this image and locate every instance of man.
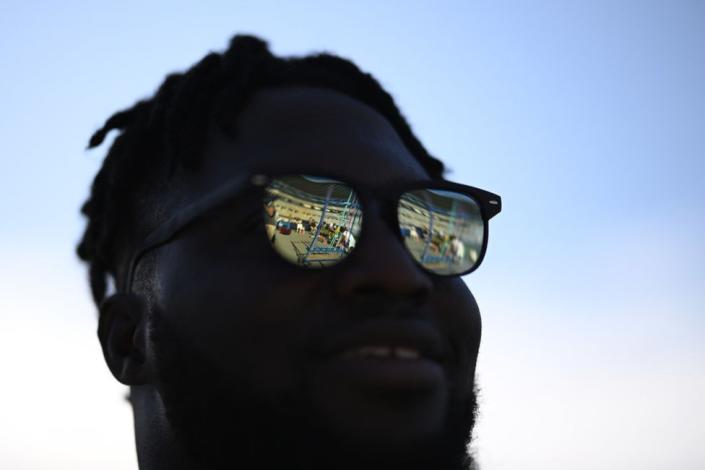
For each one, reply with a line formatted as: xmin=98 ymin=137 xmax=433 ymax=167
xmin=78 ymin=35 xmax=500 ymax=470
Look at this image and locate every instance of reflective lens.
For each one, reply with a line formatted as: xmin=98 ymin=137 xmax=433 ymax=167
xmin=263 ymin=175 xmax=362 ymax=268
xmin=398 ymin=189 xmax=484 ymax=275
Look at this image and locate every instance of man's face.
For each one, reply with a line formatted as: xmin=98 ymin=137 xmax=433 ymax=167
xmin=148 ymin=87 xmax=481 ymax=468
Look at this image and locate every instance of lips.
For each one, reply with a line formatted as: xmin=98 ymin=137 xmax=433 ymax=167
xmin=341 ymin=345 xmax=421 ymax=360
xmin=312 ymin=319 xmax=450 ymax=393
xmin=318 ymin=319 xmax=447 ymax=363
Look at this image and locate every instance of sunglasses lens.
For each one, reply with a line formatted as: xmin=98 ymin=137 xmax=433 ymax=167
xmin=263 ymin=175 xmax=362 ymax=268
xmin=398 ymin=189 xmax=484 ymax=275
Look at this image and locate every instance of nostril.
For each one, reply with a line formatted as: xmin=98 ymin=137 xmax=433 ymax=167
xmin=351 ymin=283 xmax=428 ymax=301
xmin=408 ymin=284 xmax=431 ymax=304
xmin=336 ymin=264 xmax=433 ymax=304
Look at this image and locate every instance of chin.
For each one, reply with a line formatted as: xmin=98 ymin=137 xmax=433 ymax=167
xmin=312 ymin=383 xmax=449 ymax=444
xmin=305 ymin=377 xmax=476 ymax=470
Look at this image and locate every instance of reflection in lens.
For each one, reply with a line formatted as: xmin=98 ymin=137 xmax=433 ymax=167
xmin=263 ymin=175 xmax=362 ymax=268
xmin=398 ymin=189 xmax=484 ymax=275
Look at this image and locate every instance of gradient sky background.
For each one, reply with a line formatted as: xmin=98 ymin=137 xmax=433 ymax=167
xmin=1 ymin=1 xmax=703 ymax=469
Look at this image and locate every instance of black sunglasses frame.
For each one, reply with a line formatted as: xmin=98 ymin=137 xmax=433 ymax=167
xmin=124 ymin=173 xmax=501 ymax=292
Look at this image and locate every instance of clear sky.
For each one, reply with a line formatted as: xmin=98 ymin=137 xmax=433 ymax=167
xmin=1 ymin=1 xmax=703 ymax=469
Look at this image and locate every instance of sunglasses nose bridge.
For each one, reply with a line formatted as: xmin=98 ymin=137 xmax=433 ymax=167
xmin=334 ymin=204 xmax=433 ymax=302
xmin=360 ymin=195 xmax=401 ymax=239
xmin=360 ymin=200 xmax=427 ymax=272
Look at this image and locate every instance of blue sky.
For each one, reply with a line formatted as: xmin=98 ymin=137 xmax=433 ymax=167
xmin=1 ymin=1 xmax=703 ymax=469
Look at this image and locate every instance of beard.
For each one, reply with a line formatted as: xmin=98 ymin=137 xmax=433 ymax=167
xmin=149 ymin=312 xmax=478 ymax=470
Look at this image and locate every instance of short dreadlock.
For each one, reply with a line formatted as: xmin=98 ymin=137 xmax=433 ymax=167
xmin=77 ymin=34 xmax=445 ymax=308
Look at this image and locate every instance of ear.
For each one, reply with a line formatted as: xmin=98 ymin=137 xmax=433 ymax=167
xmin=98 ymin=293 xmax=152 ymax=385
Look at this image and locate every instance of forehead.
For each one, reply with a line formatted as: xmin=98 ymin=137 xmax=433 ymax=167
xmin=193 ymin=86 xmax=430 ymax=192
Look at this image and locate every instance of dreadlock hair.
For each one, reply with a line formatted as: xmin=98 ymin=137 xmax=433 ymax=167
xmin=78 ymin=34 xmax=446 ymax=308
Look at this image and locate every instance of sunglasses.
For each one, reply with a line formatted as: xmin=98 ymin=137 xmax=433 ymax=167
xmin=125 ymin=173 xmax=501 ymax=292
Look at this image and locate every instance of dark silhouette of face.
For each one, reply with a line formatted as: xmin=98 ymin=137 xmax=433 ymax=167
xmin=146 ymin=87 xmax=482 ymax=469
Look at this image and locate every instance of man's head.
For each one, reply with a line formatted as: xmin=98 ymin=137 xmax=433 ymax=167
xmin=79 ymin=35 xmax=492 ymax=470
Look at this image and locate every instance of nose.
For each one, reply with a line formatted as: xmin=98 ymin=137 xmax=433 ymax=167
xmin=334 ymin=209 xmax=433 ymax=304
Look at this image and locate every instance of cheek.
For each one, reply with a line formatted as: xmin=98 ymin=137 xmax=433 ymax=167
xmin=434 ymin=279 xmax=482 ymax=385
xmin=155 ymin=238 xmax=323 ymax=397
